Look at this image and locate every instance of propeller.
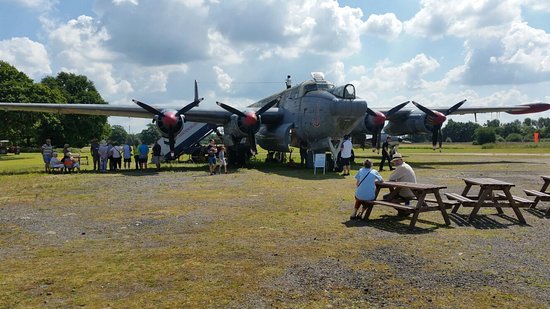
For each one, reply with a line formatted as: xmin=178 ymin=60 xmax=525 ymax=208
xmin=133 ymin=80 xmax=203 ymax=158
xmin=366 ymin=101 xmax=410 ymax=151
xmin=411 ymin=99 xmax=467 ymax=151
xmin=216 ymin=96 xmax=281 ymax=154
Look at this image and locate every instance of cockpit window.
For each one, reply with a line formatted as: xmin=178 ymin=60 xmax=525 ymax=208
xmin=330 ymin=84 xmax=356 ymax=99
xmin=299 ymin=81 xmax=335 ymax=97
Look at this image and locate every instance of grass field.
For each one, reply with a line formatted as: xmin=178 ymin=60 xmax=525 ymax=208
xmin=1 ymin=143 xmax=549 ymax=308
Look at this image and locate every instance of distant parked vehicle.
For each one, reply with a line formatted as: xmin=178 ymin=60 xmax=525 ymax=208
xmin=0 ymin=140 xmax=21 ymax=155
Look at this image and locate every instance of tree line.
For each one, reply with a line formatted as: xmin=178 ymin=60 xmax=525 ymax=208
xmin=0 ymin=61 xmax=161 ymax=149
xmin=408 ymin=118 xmax=550 ymax=145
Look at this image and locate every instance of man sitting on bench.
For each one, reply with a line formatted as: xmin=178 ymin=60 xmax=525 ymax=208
xmin=384 ymin=153 xmax=417 ymax=206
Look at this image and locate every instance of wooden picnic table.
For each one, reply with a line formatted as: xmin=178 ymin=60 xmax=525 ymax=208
xmin=362 ymin=181 xmax=451 ymax=229
xmin=524 ymin=176 xmax=550 ymax=216
xmin=450 ymin=177 xmax=529 ymax=224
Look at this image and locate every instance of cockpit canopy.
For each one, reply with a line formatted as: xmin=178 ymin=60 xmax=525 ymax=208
xmin=330 ymin=84 xmax=356 ymax=100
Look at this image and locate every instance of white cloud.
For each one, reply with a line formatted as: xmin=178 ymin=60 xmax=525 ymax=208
xmin=363 ymin=13 xmax=402 ymax=40
xmin=4 ymin=0 xmax=56 ymax=10
xmin=404 ymin=0 xmax=521 ymax=39
xmin=112 ymin=0 xmax=138 ymax=5
xmin=46 ymin=15 xmax=132 ymax=97
xmin=0 ymin=37 xmax=51 ymax=79
xmin=354 ymin=54 xmax=440 ymax=96
xmin=213 ymin=66 xmax=233 ymax=92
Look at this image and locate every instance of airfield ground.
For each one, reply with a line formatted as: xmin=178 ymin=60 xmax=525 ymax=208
xmin=0 ymin=144 xmax=549 ymax=308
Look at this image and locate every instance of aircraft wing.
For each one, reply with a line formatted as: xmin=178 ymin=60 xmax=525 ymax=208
xmin=434 ymin=103 xmax=550 ymax=115
xmin=0 ymin=102 xmax=283 ymax=125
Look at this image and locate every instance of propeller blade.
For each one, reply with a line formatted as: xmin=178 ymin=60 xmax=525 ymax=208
xmin=256 ymin=96 xmax=281 ymax=115
xmin=168 ymin=126 xmax=176 ymax=159
xmin=371 ymin=130 xmax=378 ymax=149
xmin=431 ymin=127 xmax=439 ymax=150
xmin=438 ymin=128 xmax=443 ymax=150
xmin=412 ymin=101 xmax=436 ymax=117
xmin=176 ymin=80 xmax=204 ymax=116
xmin=385 ymin=101 xmax=410 ymax=117
xmin=133 ymin=99 xmax=163 ymax=116
xmin=444 ymin=99 xmax=467 ymax=115
xmin=216 ymin=101 xmax=247 ymax=117
xmin=366 ymin=107 xmax=377 ymax=117
xmin=376 ymin=126 xmax=383 ymax=150
xmin=248 ymin=130 xmax=257 ymax=155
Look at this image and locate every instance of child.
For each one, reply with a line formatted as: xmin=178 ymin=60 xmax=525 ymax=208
xmin=218 ymin=146 xmax=227 ymax=174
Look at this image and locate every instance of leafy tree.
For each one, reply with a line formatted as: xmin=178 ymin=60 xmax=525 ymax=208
xmin=442 ymin=119 xmax=481 ymax=142
xmin=0 ymin=62 xmax=66 ymax=146
xmin=108 ymin=125 xmax=128 ymax=145
xmin=474 ymin=127 xmax=496 ymax=145
xmin=41 ymin=73 xmax=110 ymax=147
xmin=138 ymin=123 xmax=162 ymax=145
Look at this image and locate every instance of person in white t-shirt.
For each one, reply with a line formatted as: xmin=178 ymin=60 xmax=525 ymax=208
xmin=340 ymin=135 xmax=353 ymax=176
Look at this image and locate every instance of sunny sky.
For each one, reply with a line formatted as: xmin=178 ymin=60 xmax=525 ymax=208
xmin=1 ymin=0 xmax=550 ymax=132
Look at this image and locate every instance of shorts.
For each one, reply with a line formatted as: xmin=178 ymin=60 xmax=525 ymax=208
xmin=341 ymin=157 xmax=351 ymax=165
xmin=152 ymin=156 xmax=161 ymax=164
xmin=124 ymin=158 xmax=131 ymax=163
xmin=43 ymin=154 xmax=52 ymax=164
xmin=208 ymin=156 xmax=217 ymax=165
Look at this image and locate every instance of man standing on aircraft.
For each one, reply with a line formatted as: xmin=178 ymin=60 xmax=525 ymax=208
xmin=340 ymin=135 xmax=353 ymax=176
xmin=379 ymin=136 xmax=394 ymax=171
xmin=41 ymin=138 xmax=53 ymax=173
xmin=285 ymin=75 xmax=292 ymax=89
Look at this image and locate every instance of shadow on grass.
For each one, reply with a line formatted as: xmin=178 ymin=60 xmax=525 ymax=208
xmin=448 ymin=213 xmax=529 ymax=228
xmin=525 ymin=208 xmax=550 ymax=219
xmin=409 ymin=160 xmax=540 ymax=170
xmin=342 ymin=215 xmax=449 ymax=234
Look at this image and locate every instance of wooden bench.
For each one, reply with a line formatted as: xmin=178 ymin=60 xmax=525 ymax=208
xmin=73 ymin=154 xmax=89 ymax=165
xmin=495 ymin=193 xmax=533 ymax=207
xmin=524 ymin=189 xmax=550 ymax=198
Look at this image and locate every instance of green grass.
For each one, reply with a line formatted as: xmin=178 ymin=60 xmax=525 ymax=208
xmin=1 ymin=144 xmax=549 ymax=307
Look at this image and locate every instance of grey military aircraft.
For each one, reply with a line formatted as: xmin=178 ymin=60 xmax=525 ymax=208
xmin=351 ymin=98 xmax=550 ymax=151
xmin=0 ymin=73 xmax=376 ymax=165
xmin=1 ymin=72 xmax=549 ymax=165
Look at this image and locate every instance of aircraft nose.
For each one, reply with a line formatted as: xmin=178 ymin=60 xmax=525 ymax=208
xmin=330 ymin=99 xmax=367 ymax=116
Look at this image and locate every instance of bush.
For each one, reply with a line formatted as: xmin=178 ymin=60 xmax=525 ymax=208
xmin=505 ymin=133 xmax=523 ymax=142
xmin=474 ymin=127 xmax=496 ymax=145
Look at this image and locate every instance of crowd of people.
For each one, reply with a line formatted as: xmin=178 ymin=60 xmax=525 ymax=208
xmin=42 ymin=138 xmax=230 ymax=175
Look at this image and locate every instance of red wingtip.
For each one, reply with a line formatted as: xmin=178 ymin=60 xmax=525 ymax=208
xmin=507 ymin=103 xmax=550 ymax=115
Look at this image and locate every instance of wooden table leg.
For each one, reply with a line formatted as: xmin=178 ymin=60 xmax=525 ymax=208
xmin=469 ymin=187 xmax=491 ymax=221
xmin=503 ymin=188 xmax=526 ymax=224
xmin=434 ymin=191 xmax=451 ymax=225
xmin=454 ymin=184 xmax=473 ymax=213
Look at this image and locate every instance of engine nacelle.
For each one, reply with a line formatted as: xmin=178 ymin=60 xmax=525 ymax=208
xmin=256 ymin=123 xmax=293 ymax=152
xmin=223 ymin=114 xmax=261 ymax=138
xmin=351 ymin=113 xmax=386 ymax=135
xmin=384 ymin=113 xmax=432 ymax=135
xmin=156 ymin=113 xmax=184 ymax=137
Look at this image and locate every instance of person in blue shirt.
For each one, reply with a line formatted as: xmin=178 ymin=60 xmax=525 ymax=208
xmin=351 ymin=159 xmax=383 ymax=219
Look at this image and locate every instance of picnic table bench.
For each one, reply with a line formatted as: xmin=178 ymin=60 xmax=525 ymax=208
xmin=361 ymin=181 xmax=451 ymax=229
xmin=72 ymin=154 xmax=89 ymax=165
xmin=524 ymin=176 xmax=550 ymax=216
xmin=446 ymin=177 xmax=530 ymax=224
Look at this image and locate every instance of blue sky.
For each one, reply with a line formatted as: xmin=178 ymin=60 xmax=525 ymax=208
xmin=1 ymin=0 xmax=549 ymax=132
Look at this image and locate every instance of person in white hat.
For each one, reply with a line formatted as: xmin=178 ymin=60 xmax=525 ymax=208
xmin=387 ymin=153 xmax=417 ymax=200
